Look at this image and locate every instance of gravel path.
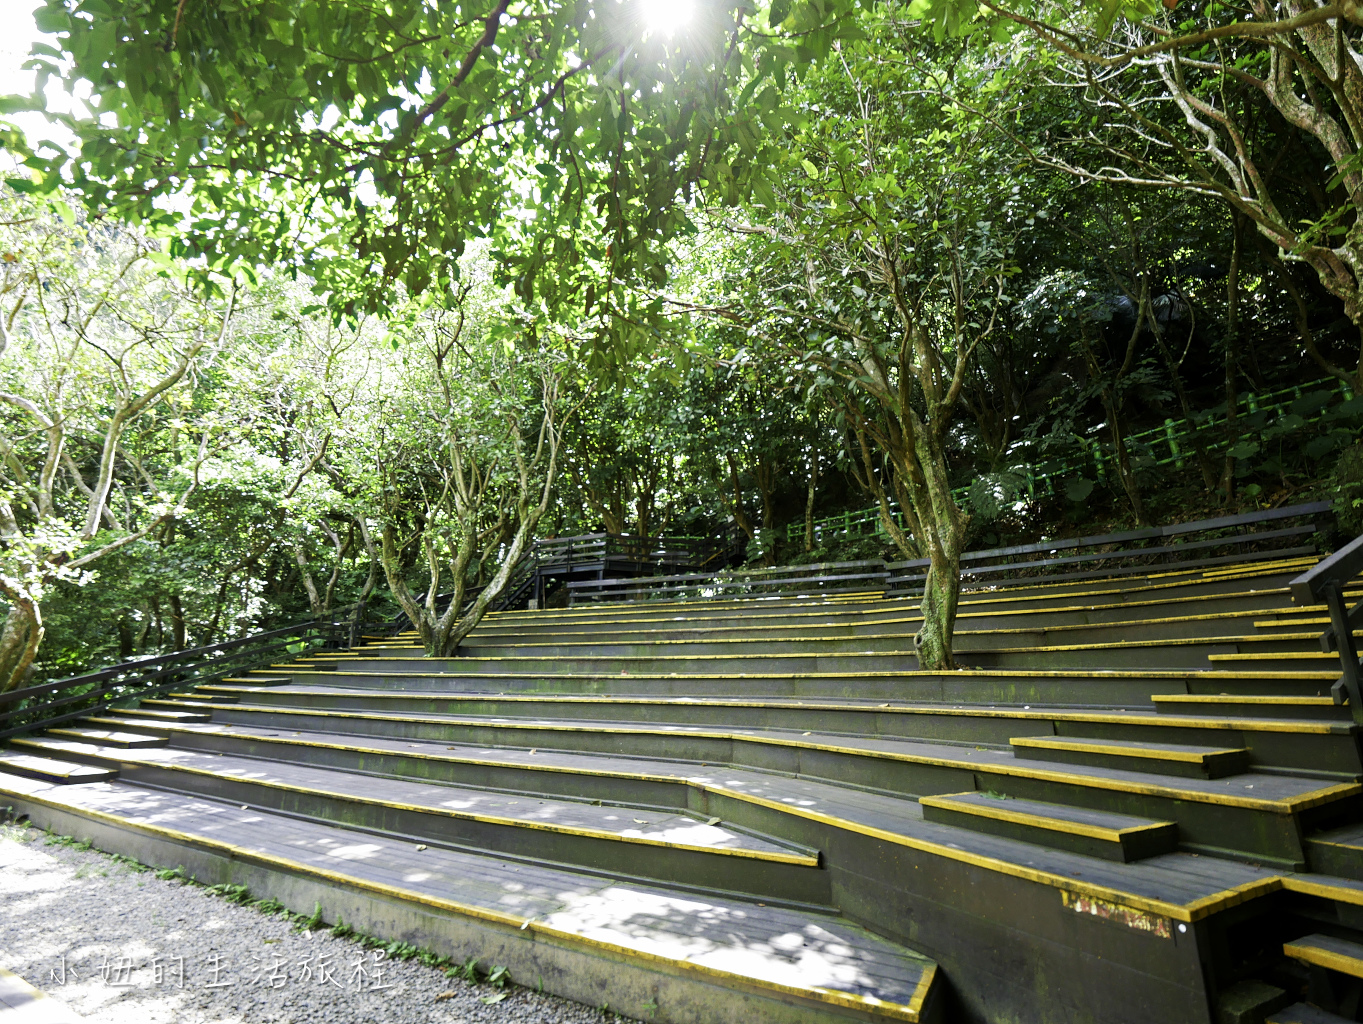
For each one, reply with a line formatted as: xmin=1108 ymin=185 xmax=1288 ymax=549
xmin=0 ymin=820 xmax=625 ymax=1024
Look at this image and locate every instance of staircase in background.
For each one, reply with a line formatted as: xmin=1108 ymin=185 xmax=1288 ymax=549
xmin=1 ymin=527 xmax=1361 ymax=1022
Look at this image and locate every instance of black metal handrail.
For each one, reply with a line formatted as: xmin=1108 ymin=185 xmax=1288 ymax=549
xmin=0 ymin=606 xmax=371 ymax=741
xmin=1289 ymin=531 xmax=1363 ymax=727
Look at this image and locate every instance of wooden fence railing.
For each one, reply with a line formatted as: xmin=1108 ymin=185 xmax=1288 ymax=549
xmin=572 ymin=502 xmax=1331 ymax=605
xmin=0 ymin=609 xmax=372 ymax=741
xmin=1290 ymin=529 xmax=1363 ymax=727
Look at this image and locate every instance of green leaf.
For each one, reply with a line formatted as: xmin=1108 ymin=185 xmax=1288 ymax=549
xmin=32 ymin=5 xmax=72 ymax=33
xmin=1064 ymin=478 xmax=1095 ymax=502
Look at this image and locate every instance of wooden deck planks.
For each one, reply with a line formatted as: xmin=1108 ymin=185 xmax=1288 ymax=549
xmin=18 ymin=738 xmax=807 ymax=859
xmin=111 ymin=721 xmax=1291 ymax=911
xmin=0 ymin=774 xmax=934 ymax=1006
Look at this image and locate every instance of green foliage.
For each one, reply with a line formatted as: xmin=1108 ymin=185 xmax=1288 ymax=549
xmin=1331 ymin=443 xmax=1363 ymax=536
xmin=10 ymin=0 xmax=860 ymax=367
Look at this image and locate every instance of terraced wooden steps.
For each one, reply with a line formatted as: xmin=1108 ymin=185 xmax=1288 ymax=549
xmin=1283 ymin=933 xmax=1363 ymax=978
xmin=4 ymin=555 xmax=1360 ymax=1024
xmin=14 ymin=735 xmax=829 ymax=905
xmin=917 ymin=791 xmax=1179 ymax=862
xmin=47 ymin=708 xmax=1358 ymax=869
xmin=265 ymin=665 xmax=1344 ymax=704
xmin=0 ymin=753 xmax=116 ymax=784
xmin=0 ymin=771 xmax=942 ymax=1023
xmin=44 ymin=726 xmax=168 ymax=748
xmin=1008 ymin=735 xmax=1252 ymax=779
xmin=1304 ymin=822 xmax=1363 ymax=880
xmin=183 ymin=685 xmax=1363 ymax=776
xmin=5 ymin=722 xmax=1307 ymax=920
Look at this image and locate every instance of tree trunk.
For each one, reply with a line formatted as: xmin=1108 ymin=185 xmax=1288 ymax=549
xmin=724 ymin=453 xmax=757 ymax=543
xmin=1220 ymin=212 xmax=1244 ymax=498
xmin=1076 ymin=325 xmax=1148 ymax=525
xmin=293 ymin=546 xmax=324 ymax=616
xmin=896 ymin=416 xmax=967 ymax=672
xmin=850 ymin=424 xmax=917 ymax=559
xmin=0 ymin=599 xmax=44 ymax=693
xmin=1148 ymin=308 xmax=1218 ymax=492
xmin=804 ymin=452 xmax=820 ymax=552
xmin=754 ymin=457 xmax=778 ymax=565
xmin=169 ymin=595 xmax=187 ymax=650
xmin=117 ymin=616 xmax=134 ymax=660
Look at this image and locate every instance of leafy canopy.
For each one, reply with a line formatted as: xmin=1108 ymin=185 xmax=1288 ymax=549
xmin=10 ymin=0 xmax=860 ymax=328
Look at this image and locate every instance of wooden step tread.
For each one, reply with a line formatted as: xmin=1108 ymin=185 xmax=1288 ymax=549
xmin=70 ymin=718 xmax=1312 ymax=915
xmin=202 ymin=684 xmax=1352 ymax=735
xmin=1209 ymin=653 xmax=1341 ymax=662
xmin=1010 ymin=736 xmax=1249 ymax=764
xmin=0 ymin=754 xmax=116 ymax=784
xmin=1283 ymin=933 xmax=1363 ymax=978
xmin=1267 ymin=1003 xmax=1357 ymax=1024
xmin=1008 ymin=741 xmax=1248 ymax=779
xmin=0 ymin=966 xmax=83 ymax=1023
xmin=1308 ymin=822 xmax=1363 ymax=853
xmin=16 ymin=737 xmax=817 ymax=865
xmin=203 ymin=702 xmax=1357 ymax=812
xmin=918 ymin=792 xmax=1174 ymax=840
xmin=0 ymin=775 xmax=940 ymax=1021
xmin=45 ymin=727 xmax=168 ymax=749
xmin=111 ymin=708 xmax=211 ymax=722
xmin=1153 ymin=693 xmax=1338 ymax=708
xmin=1282 ymin=872 xmax=1363 ymax=907
xmin=166 ymin=692 xmax=239 ymax=703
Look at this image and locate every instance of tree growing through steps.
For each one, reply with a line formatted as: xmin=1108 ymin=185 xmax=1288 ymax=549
xmin=0 ymin=194 xmax=237 ymax=691
xmin=350 ymin=289 xmax=571 ymax=657
xmin=690 ymin=20 xmax=1028 ymax=669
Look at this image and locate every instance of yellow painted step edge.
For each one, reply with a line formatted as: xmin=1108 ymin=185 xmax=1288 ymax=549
xmin=201 ymin=684 xmax=1341 ymax=730
xmin=16 ymin=744 xmax=816 ymax=867
xmin=146 ymin=707 xmax=1363 ymax=812
xmin=293 ymin=665 xmax=1343 ymax=681
xmin=1208 ymin=653 xmax=1341 ymax=662
xmin=1152 ymin=693 xmax=1335 ymax=706
xmin=0 ymin=755 xmax=113 ymax=780
xmin=483 ymin=587 xmax=1285 ymax=631
xmin=1008 ymin=736 xmax=1249 ymax=764
xmin=918 ymin=792 xmax=1171 ymax=842
xmin=79 ymin=721 xmax=1339 ymax=925
xmin=0 ymin=785 xmax=931 ymax=1022
xmin=1283 ymin=937 xmax=1363 ymax=979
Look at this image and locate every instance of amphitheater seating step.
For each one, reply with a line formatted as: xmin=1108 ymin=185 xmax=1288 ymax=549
xmin=108 ymin=707 xmax=212 ymax=723
xmin=11 ymin=736 xmax=828 ymax=904
xmin=0 ymin=754 xmax=116 ymax=784
xmin=0 ymin=771 xmax=943 ymax=1022
xmin=1008 ymin=735 xmax=1251 ymax=779
xmin=4 ymin=550 xmax=1361 ymax=1024
xmin=1305 ymin=823 xmax=1363 ymax=880
xmin=44 ymin=727 xmax=168 ymax=748
xmin=1151 ymin=693 xmax=1351 ymax=720
xmin=917 ymin=791 xmax=1178 ymax=861
xmin=1267 ymin=1004 xmax=1357 ymax=1024
xmin=1283 ymin=933 xmax=1363 ymax=978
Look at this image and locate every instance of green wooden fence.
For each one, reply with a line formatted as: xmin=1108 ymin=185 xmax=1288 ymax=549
xmin=789 ymin=376 xmax=1357 ymax=544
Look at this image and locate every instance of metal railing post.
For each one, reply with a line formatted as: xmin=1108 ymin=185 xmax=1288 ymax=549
xmin=1321 ymin=582 xmax=1363 ymax=727
xmin=1163 ymin=419 xmax=1184 ymax=469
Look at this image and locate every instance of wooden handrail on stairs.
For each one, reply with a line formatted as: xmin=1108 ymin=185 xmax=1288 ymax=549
xmin=1290 ymin=531 xmax=1363 ymax=727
